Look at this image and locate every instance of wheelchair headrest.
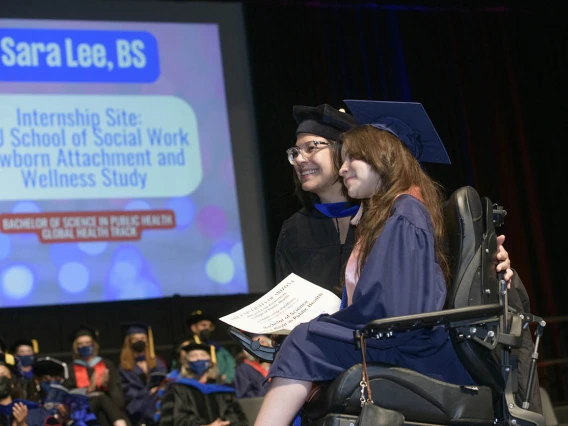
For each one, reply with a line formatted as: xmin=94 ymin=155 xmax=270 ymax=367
xmin=445 ymin=186 xmax=483 ymax=309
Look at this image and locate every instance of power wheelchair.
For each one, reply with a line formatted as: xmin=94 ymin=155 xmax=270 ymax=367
xmin=230 ymin=186 xmax=546 ymax=426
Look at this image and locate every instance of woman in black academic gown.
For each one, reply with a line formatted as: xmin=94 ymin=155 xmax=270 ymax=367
xmin=275 ymin=104 xmax=359 ymax=295
xmin=66 ymin=324 xmax=128 ymax=426
xmin=159 ymin=342 xmax=248 ymax=426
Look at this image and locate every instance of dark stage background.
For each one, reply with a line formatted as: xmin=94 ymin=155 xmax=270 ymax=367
xmin=0 ymin=0 xmax=567 ymax=404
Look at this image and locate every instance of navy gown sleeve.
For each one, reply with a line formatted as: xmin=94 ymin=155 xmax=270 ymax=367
xmin=233 ymin=363 xmax=268 ymax=399
xmin=312 ymin=197 xmax=447 ymax=343
xmin=121 ymin=359 xmax=167 ymax=424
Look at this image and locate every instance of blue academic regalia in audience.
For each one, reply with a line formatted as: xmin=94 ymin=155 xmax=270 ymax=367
xmin=233 ymin=360 xmax=269 ymax=399
xmin=0 ymin=399 xmax=52 ymax=426
xmin=158 ymin=378 xmax=248 ymax=426
xmin=268 ymin=196 xmax=475 ymax=385
xmin=120 ymin=357 xmax=167 ymax=426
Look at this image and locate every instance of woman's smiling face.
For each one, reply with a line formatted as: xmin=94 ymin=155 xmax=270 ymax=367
xmin=339 ymin=151 xmax=382 ymax=199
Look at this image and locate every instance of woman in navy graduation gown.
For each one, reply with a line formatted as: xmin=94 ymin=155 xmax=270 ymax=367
xmin=254 ymin=102 xmax=480 ymax=426
xmin=118 ymin=323 xmax=167 ymax=426
xmin=275 ymin=103 xmax=513 ymax=295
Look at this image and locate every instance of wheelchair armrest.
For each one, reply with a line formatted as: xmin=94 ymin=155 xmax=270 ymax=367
xmin=227 ymin=327 xmax=277 ymax=363
xmin=361 ymin=304 xmax=504 ymax=338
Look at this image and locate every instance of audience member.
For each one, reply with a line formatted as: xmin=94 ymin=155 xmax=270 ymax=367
xmin=233 ymin=335 xmax=271 ymax=399
xmin=187 ymin=311 xmax=235 ymax=384
xmin=159 ymin=342 xmax=248 ymax=426
xmin=10 ymin=340 xmax=38 ymax=401
xmin=119 ymin=322 xmax=167 ymax=426
xmin=66 ymin=325 xmax=128 ymax=426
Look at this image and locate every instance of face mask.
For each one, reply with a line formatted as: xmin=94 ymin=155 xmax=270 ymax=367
xmin=198 ymin=329 xmax=211 ymax=341
xmin=0 ymin=376 xmax=12 ymax=399
xmin=19 ymin=355 xmax=35 ymax=367
xmin=188 ymin=360 xmax=211 ymax=377
xmin=77 ymin=345 xmax=94 ymax=358
xmin=131 ymin=341 xmax=146 ymax=353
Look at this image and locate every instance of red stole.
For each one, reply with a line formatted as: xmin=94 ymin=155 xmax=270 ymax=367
xmin=73 ymin=360 xmax=106 ymax=388
xmin=243 ymin=359 xmax=269 ymax=378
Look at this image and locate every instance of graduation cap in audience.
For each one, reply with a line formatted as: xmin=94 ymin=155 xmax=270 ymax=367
xmin=120 ymin=322 xmax=155 ymax=359
xmin=179 ymin=341 xmax=214 ymax=356
xmin=293 ymin=104 xmax=358 ymax=142
xmin=0 ymin=336 xmax=7 ymax=353
xmin=33 ymin=356 xmax=68 ymax=380
xmin=187 ymin=310 xmax=216 ymax=330
xmin=172 ymin=334 xmax=195 ymax=354
xmin=10 ymin=339 xmax=39 ymax=354
xmin=342 ymin=100 xmax=451 ymax=164
xmin=68 ymin=324 xmax=100 ymax=343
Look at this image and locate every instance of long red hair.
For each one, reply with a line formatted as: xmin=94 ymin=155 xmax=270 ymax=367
xmin=338 ymin=125 xmax=450 ymax=284
xmin=119 ymin=335 xmax=156 ymax=371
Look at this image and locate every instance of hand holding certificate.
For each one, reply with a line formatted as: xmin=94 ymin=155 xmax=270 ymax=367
xmin=220 ymin=273 xmax=341 ymax=335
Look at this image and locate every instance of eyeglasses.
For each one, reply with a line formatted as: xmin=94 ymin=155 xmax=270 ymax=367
xmin=286 ymin=140 xmax=331 ymax=165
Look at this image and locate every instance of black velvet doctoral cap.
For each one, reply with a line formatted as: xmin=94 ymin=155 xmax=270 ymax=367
xmin=32 ymin=357 xmax=68 ymax=379
xmin=68 ymin=324 xmax=99 ymax=343
xmin=10 ymin=339 xmax=39 ymax=354
xmin=293 ymin=104 xmax=358 ymax=142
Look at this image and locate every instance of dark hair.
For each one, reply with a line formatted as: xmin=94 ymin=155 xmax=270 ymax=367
xmin=339 ymin=125 xmax=450 ymax=284
xmin=0 ymin=363 xmax=22 ymax=399
xmin=292 ymin=139 xmax=351 ymax=209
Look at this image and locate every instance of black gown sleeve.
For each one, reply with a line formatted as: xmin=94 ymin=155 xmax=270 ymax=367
xmin=104 ymin=359 xmax=126 ymax=409
xmin=218 ymin=393 xmax=249 ymax=426
xmin=159 ymin=385 xmax=207 ymax=426
xmin=274 ymin=221 xmax=298 ymax=284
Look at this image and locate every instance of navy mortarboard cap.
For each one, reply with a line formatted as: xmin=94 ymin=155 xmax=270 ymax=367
xmin=32 ymin=357 xmax=68 ymax=380
xmin=343 ymin=100 xmax=451 ymax=164
xmin=69 ymin=324 xmax=99 ymax=343
xmin=187 ymin=310 xmax=216 ymax=328
xmin=10 ymin=339 xmax=39 ymax=354
xmin=121 ymin=322 xmax=149 ymax=337
xmin=293 ymin=104 xmax=359 ymax=142
xmin=0 ymin=337 xmax=7 ymax=353
xmin=120 ymin=322 xmax=155 ymax=359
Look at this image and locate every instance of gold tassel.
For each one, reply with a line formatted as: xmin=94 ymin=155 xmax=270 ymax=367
xmin=31 ymin=339 xmax=39 ymax=354
xmin=192 ymin=335 xmax=215 ymax=364
xmin=4 ymin=354 xmax=15 ymax=366
xmin=148 ymin=326 xmax=155 ymax=359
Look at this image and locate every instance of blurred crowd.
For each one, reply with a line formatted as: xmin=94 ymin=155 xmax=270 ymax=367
xmin=0 ymin=311 xmax=270 ymax=426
